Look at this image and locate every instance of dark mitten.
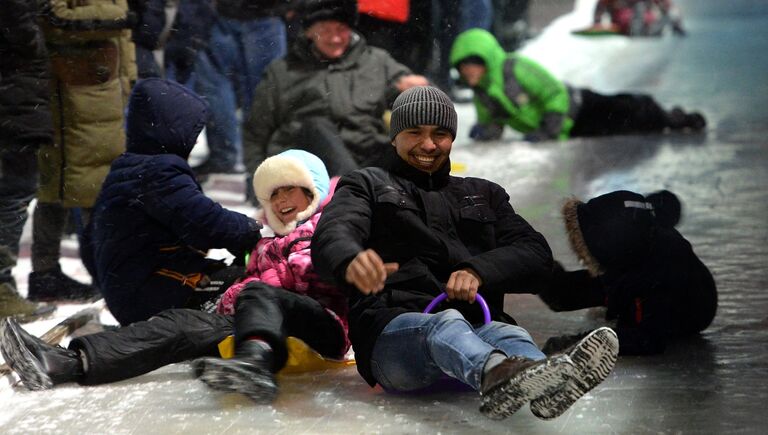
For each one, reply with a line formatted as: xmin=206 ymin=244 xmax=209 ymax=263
xmin=538 ymin=263 xmax=607 ymax=312
xmin=469 ymin=123 xmax=504 ymax=141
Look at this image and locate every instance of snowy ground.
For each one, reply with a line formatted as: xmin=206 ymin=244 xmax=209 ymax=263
xmin=3 ymin=0 xmax=768 ymax=433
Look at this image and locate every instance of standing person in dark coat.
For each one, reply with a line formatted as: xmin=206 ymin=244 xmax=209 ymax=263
xmin=28 ymin=0 xmax=137 ymax=303
xmin=0 ymin=0 xmax=55 ymax=320
xmin=242 ymin=0 xmax=428 ymax=180
xmin=311 ymin=86 xmax=619 ymax=420
xmin=539 ymin=190 xmax=717 ymax=355
xmin=82 ymin=78 xmax=262 ymax=325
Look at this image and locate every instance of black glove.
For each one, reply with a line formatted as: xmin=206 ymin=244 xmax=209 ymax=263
xmin=469 ymin=123 xmax=504 ymax=141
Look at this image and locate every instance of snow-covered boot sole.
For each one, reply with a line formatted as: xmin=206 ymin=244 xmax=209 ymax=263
xmin=530 ymin=327 xmax=619 ymax=420
xmin=480 ymin=354 xmax=573 ymax=420
xmin=194 ymin=357 xmax=278 ymax=404
xmin=0 ymin=318 xmax=53 ymax=390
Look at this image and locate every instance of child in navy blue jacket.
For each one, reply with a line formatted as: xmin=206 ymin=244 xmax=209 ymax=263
xmin=82 ymin=78 xmax=262 ymax=325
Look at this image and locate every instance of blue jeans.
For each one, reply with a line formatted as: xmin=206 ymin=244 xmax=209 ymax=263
xmin=370 ymin=309 xmax=544 ymax=392
xmin=193 ymin=17 xmax=286 ymax=169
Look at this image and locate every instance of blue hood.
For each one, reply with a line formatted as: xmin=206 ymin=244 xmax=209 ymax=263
xmin=125 ymin=78 xmax=208 ymax=159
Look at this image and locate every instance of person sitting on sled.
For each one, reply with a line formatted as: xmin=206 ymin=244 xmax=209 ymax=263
xmin=538 ymin=189 xmax=717 ymax=355
xmin=81 ymin=78 xmax=263 ymax=326
xmin=449 ymin=29 xmax=704 ymax=143
xmin=311 ymin=85 xmax=619 ymax=420
xmin=1 ymin=147 xmax=350 ymax=404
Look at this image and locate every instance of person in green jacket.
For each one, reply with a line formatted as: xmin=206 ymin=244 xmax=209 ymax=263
xmin=449 ymin=28 xmax=705 ymax=142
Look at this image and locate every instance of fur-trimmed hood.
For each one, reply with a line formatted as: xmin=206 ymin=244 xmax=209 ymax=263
xmin=562 ymin=190 xmax=678 ymax=276
xmin=252 ymin=150 xmax=330 ymax=236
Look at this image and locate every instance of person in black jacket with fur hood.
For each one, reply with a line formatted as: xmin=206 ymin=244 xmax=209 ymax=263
xmin=539 ymin=190 xmax=717 ymax=355
xmin=312 ymin=86 xmax=619 ymax=421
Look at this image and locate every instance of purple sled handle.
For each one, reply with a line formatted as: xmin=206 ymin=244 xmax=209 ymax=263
xmin=423 ymin=292 xmax=492 ymax=325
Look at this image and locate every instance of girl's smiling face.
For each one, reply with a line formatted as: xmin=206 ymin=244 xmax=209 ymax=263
xmin=270 ymin=186 xmax=312 ymax=224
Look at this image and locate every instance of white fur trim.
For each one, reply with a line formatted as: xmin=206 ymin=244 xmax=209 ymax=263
xmin=252 ymin=155 xmax=321 ymax=236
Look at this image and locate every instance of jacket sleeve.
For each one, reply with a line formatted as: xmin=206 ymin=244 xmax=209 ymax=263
xmin=42 ymin=0 xmax=134 ymax=40
xmin=141 ymin=165 xmax=263 ymax=255
xmin=513 ymin=56 xmax=570 ymax=138
xmin=242 ymin=65 xmax=282 ymax=175
xmin=456 ymin=181 xmax=554 ymax=297
xmin=311 ymin=171 xmax=373 ymax=287
xmin=381 ymin=50 xmax=413 ymax=106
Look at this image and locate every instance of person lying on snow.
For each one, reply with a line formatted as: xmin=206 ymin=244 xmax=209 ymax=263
xmin=1 ymin=149 xmax=350 ymax=404
xmin=311 ymin=85 xmax=619 ymax=421
xmin=450 ymin=29 xmax=705 ymax=143
xmin=538 ymin=189 xmax=717 ymax=355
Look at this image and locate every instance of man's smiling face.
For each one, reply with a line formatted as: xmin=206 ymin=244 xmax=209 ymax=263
xmin=392 ymin=125 xmax=454 ymax=173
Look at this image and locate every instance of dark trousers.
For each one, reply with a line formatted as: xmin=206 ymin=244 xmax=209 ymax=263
xmin=0 ymin=148 xmax=38 ymax=285
xmin=292 ymin=117 xmax=360 ymax=177
xmin=71 ymin=282 xmax=345 ymax=385
xmin=234 ymin=282 xmax=346 ymax=370
xmin=570 ymin=89 xmax=670 ymax=137
xmin=71 ymin=309 xmax=233 ymax=385
xmin=31 ymin=202 xmax=91 ymax=272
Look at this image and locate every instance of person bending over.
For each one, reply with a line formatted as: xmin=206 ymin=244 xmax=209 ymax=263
xmin=539 ymin=189 xmax=717 ymax=356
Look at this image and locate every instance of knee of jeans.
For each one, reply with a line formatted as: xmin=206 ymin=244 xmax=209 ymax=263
xmin=428 ymin=309 xmax=470 ymax=330
xmin=481 ymin=321 xmax=536 ymax=342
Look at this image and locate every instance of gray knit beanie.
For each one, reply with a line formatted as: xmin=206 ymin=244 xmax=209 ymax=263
xmin=389 ymin=86 xmax=458 ymax=140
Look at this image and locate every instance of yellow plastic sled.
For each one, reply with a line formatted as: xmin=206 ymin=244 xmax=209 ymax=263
xmin=217 ymin=335 xmax=355 ymax=375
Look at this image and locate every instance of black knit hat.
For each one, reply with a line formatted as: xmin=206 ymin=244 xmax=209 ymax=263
xmin=390 ymin=86 xmax=458 ymax=140
xmin=299 ymin=0 xmax=358 ymax=29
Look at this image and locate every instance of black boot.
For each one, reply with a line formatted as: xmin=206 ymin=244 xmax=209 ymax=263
xmin=479 ymin=355 xmax=573 ymax=420
xmin=27 ymin=266 xmax=100 ymax=302
xmin=193 ymin=340 xmax=278 ymax=403
xmin=667 ymin=107 xmax=707 ymax=131
xmin=531 ymin=327 xmax=619 ymax=420
xmin=0 ymin=317 xmax=83 ymax=390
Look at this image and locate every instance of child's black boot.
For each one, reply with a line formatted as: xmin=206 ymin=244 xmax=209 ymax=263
xmin=0 ymin=318 xmax=83 ymax=390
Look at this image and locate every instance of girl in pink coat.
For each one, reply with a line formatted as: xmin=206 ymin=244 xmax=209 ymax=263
xmin=196 ymin=149 xmax=350 ymax=402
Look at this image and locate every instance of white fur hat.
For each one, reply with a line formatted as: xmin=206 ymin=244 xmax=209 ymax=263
xmin=252 ymin=150 xmax=330 ymax=236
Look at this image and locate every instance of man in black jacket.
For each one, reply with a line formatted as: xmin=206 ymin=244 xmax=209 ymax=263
xmin=311 ymin=86 xmax=619 ymax=420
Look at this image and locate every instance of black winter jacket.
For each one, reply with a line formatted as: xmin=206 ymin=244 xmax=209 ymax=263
xmin=312 ymin=153 xmax=553 ymax=385
xmin=83 ymin=79 xmax=262 ymax=325
xmin=0 ymin=0 xmax=52 ymax=149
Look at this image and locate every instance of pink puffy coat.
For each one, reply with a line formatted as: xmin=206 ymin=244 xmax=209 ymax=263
xmin=217 ymin=180 xmax=350 ymax=352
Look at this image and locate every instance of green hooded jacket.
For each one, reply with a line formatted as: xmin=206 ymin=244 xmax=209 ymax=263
xmin=450 ymin=29 xmax=573 ymax=139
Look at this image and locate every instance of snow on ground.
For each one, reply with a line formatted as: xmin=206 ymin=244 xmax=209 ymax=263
xmin=6 ymin=0 xmax=767 ymax=432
